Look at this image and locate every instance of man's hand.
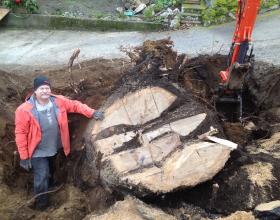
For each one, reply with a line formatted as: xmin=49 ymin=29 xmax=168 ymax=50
xmin=93 ymin=111 xmax=104 ymax=120
xmin=20 ymin=159 xmax=32 ymax=171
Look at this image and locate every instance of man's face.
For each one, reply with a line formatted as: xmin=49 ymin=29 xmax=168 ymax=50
xmin=34 ymin=85 xmax=51 ymax=100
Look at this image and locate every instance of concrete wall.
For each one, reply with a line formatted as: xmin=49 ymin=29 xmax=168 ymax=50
xmin=0 ymin=13 xmax=164 ymax=32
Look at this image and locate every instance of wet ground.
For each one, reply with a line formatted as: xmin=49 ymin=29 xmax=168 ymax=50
xmin=0 ymin=58 xmax=130 ymax=220
xmin=0 ymin=10 xmax=279 ymax=74
xmin=0 ymin=8 xmax=280 ymax=219
xmin=0 ymin=38 xmax=280 ymax=219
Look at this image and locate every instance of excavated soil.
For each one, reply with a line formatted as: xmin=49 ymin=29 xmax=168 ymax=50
xmin=0 ymin=58 xmax=130 ymax=220
xmin=0 ymin=39 xmax=280 ymax=220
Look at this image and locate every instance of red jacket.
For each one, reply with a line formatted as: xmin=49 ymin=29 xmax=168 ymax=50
xmin=15 ymin=94 xmax=95 ymax=160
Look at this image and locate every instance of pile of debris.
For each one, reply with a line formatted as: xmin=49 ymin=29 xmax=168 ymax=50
xmin=117 ymin=0 xmax=183 ymax=29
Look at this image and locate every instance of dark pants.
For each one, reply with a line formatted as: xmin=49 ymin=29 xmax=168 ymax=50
xmin=31 ymin=156 xmax=55 ymax=209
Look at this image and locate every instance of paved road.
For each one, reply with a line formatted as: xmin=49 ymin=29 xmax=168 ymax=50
xmin=0 ymin=10 xmax=279 ymax=74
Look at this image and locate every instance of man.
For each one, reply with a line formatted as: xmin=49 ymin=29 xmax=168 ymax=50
xmin=15 ymin=76 xmax=103 ymax=210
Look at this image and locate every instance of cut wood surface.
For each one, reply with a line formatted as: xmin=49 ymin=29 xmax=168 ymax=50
xmin=121 ymin=141 xmax=233 ymax=193
xmin=84 ymin=38 xmax=237 ymax=195
xmin=0 ymin=8 xmax=10 ymax=21
xmin=92 ymin=87 xmax=177 ymax=133
xmin=89 ymin=84 xmax=237 ymax=195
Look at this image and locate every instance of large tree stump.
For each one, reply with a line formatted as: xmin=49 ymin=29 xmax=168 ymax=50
xmin=86 ymin=39 xmax=237 ymax=195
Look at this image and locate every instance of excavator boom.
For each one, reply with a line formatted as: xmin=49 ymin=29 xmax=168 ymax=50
xmin=220 ymin=0 xmax=261 ymax=85
xmin=216 ymin=0 xmax=261 ymax=122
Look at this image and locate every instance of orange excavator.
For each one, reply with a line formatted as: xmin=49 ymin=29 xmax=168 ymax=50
xmin=216 ymin=0 xmax=261 ymax=122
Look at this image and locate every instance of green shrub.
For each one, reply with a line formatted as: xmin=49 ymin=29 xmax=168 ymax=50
xmin=202 ymin=0 xmax=238 ymax=26
xmin=24 ymin=0 xmax=38 ymax=13
xmin=144 ymin=5 xmax=155 ymax=20
xmin=155 ymin=0 xmax=179 ymax=7
xmin=1 ymin=0 xmax=39 ymax=13
xmin=202 ymin=0 xmax=279 ymax=26
xmin=144 ymin=0 xmax=180 ymax=20
xmin=154 ymin=0 xmax=180 ymax=12
xmin=261 ymin=0 xmax=279 ymax=9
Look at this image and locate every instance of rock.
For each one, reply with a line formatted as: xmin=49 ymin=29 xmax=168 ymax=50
xmin=116 ymin=7 xmax=124 ymax=13
xmin=134 ymin=0 xmax=150 ymax=6
xmin=160 ymin=8 xmax=180 ymax=18
xmin=255 ymin=200 xmax=280 ymax=220
xmin=244 ymin=121 xmax=257 ymax=131
xmin=134 ymin=3 xmax=146 ymax=14
xmin=270 ymin=5 xmax=279 ymax=10
xmin=84 ymin=196 xmax=176 ymax=220
xmin=218 ymin=211 xmax=255 ymax=220
xmin=160 ymin=8 xmax=174 ymax=17
xmin=124 ymin=0 xmax=150 ymax=9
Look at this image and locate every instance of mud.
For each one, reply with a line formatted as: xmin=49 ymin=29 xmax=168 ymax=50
xmin=0 ymin=39 xmax=280 ymax=219
xmin=141 ymin=52 xmax=280 ymax=216
xmin=0 ymin=59 xmax=130 ymax=220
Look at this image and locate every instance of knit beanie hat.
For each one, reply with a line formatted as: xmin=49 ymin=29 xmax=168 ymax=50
xmin=33 ymin=76 xmax=51 ymax=90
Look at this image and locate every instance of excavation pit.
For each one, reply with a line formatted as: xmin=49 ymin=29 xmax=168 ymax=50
xmin=0 ymin=39 xmax=280 ymax=220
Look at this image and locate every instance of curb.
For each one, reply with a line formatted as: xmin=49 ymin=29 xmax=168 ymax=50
xmin=0 ymin=13 xmax=165 ymax=32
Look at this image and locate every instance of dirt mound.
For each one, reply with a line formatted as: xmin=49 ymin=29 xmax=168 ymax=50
xmin=115 ymin=39 xmax=280 ymax=215
xmin=0 ymin=59 xmax=130 ymax=220
xmin=0 ymin=39 xmax=280 ymax=220
xmin=246 ymin=62 xmax=280 ymax=110
xmin=245 ymin=62 xmax=280 ymax=126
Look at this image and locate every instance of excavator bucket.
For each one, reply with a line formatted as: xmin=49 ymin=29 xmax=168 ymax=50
xmin=215 ymin=88 xmax=243 ymax=122
xmin=214 ymin=0 xmax=261 ymax=122
xmin=215 ymin=62 xmax=251 ymax=122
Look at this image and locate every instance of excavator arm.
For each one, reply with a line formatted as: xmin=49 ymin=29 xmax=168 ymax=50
xmin=220 ymin=0 xmax=261 ymax=88
xmin=215 ymin=0 xmax=261 ymax=122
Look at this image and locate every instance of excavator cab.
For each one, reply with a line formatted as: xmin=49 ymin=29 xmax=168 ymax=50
xmin=215 ymin=0 xmax=260 ymax=122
